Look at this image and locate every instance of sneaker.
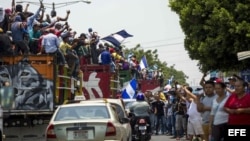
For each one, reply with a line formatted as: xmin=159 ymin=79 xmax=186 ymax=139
xmin=170 ymin=136 xmax=177 ymax=139
xmin=166 ymin=133 xmax=173 ymax=136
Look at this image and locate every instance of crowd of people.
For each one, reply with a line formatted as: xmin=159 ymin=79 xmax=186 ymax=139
xmin=0 ymin=1 xmax=166 ymax=81
xmin=130 ymin=74 xmax=250 ymax=141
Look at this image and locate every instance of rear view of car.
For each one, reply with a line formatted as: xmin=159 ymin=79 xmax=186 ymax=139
xmin=46 ymin=102 xmax=127 ymax=141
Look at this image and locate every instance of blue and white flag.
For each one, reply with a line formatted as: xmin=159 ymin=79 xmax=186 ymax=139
xmin=139 ymin=55 xmax=148 ymax=70
xmin=121 ymin=78 xmax=137 ymax=99
xmin=168 ymin=75 xmax=174 ymax=84
xmin=102 ymin=30 xmax=133 ymax=47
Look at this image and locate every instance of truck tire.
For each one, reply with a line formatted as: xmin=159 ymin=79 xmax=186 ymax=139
xmin=0 ymin=130 xmax=2 ymax=141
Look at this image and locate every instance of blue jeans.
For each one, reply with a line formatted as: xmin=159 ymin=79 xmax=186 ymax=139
xmin=150 ymin=113 xmax=156 ymax=131
xmin=155 ymin=115 xmax=165 ymax=133
xmin=166 ymin=115 xmax=173 ymax=134
xmin=171 ymin=114 xmax=177 ymax=137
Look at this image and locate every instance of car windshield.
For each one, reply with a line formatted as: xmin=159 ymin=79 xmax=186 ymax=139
xmin=125 ymin=101 xmax=135 ymax=109
xmin=55 ymin=105 xmax=110 ymax=121
xmin=110 ymin=103 xmax=125 ymax=118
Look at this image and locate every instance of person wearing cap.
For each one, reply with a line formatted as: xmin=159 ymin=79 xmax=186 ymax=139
xmin=51 ymin=22 xmax=69 ymax=37
xmin=40 ymin=29 xmax=68 ymax=68
xmin=226 ymin=76 xmax=236 ymax=94
xmin=151 ymin=93 xmax=166 ymax=135
xmin=60 ymin=31 xmax=79 ymax=78
xmin=74 ymin=33 xmax=91 ymax=65
xmin=89 ymin=31 xmax=100 ymax=64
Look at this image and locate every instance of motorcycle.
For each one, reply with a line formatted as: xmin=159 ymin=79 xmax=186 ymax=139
xmin=129 ymin=113 xmax=151 ymax=141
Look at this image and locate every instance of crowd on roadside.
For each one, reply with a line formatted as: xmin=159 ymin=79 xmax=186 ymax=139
xmin=142 ymin=74 xmax=250 ymax=141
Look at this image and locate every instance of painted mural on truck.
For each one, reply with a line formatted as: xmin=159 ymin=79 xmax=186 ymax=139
xmin=0 ymin=57 xmax=54 ymax=110
xmin=82 ymin=72 xmax=111 ymax=99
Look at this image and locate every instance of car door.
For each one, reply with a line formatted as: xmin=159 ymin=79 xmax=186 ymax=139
xmin=110 ymin=103 xmax=132 ymax=140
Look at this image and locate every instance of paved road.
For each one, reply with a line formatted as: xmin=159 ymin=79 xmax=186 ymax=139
xmin=151 ymin=134 xmax=188 ymax=141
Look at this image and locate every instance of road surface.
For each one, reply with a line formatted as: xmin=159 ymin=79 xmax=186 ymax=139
xmin=151 ymin=134 xmax=188 ymax=141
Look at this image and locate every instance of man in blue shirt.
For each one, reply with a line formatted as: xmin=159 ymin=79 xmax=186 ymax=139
xmin=100 ymin=47 xmax=111 ymax=65
xmin=40 ymin=29 xmax=68 ymax=67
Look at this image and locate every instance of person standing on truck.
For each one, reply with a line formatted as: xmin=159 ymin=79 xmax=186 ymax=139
xmin=129 ymin=55 xmax=139 ymax=79
xmin=39 ymin=28 xmax=68 ymax=68
xmin=10 ymin=15 xmax=29 ymax=55
xmin=74 ymin=33 xmax=91 ymax=65
xmin=60 ymin=32 xmax=79 ymax=78
xmin=0 ymin=28 xmax=15 ymax=55
xmin=100 ymin=46 xmax=115 ymax=72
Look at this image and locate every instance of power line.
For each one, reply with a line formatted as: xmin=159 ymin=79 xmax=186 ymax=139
xmin=125 ymin=36 xmax=184 ymax=46
xmin=140 ymin=36 xmax=184 ymax=44
xmin=141 ymin=42 xmax=184 ymax=49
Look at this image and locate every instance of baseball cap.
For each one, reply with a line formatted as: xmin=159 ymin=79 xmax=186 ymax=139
xmin=5 ymin=8 xmax=12 ymax=14
xmin=61 ymin=32 xmax=71 ymax=39
xmin=228 ymin=76 xmax=236 ymax=81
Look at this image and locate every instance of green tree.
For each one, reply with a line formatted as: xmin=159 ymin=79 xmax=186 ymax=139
xmin=169 ymin=0 xmax=250 ymax=72
xmin=123 ymin=44 xmax=187 ymax=84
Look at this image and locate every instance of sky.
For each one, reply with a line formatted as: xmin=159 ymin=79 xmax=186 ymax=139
xmin=0 ymin=0 xmax=203 ymax=86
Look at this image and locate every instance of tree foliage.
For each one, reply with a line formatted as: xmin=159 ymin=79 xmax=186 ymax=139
xmin=123 ymin=44 xmax=187 ymax=84
xmin=169 ymin=0 xmax=250 ymax=72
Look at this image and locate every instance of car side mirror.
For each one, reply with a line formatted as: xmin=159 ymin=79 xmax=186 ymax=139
xmin=128 ymin=112 xmax=133 ymax=118
xmin=120 ymin=117 xmax=130 ymax=124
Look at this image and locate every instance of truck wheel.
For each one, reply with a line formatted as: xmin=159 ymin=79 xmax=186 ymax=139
xmin=0 ymin=130 xmax=2 ymax=141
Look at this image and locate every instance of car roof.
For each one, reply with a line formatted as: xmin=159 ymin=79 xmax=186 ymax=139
xmin=122 ymin=99 xmax=136 ymax=102
xmin=80 ymin=98 xmax=126 ymax=111
xmin=59 ymin=102 xmax=110 ymax=108
xmin=81 ymin=98 xmax=123 ymax=105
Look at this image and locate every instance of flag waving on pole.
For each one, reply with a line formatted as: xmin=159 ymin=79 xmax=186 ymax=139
xmin=121 ymin=78 xmax=137 ymax=99
xmin=101 ymin=30 xmax=133 ymax=48
xmin=139 ymin=55 xmax=148 ymax=70
xmin=168 ymin=75 xmax=174 ymax=85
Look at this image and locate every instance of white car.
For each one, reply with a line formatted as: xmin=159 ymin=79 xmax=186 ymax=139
xmin=80 ymin=98 xmax=132 ymax=141
xmin=46 ymin=102 xmax=130 ymax=141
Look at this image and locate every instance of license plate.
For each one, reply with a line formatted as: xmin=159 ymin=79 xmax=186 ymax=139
xmin=67 ymin=130 xmax=94 ymax=140
xmin=139 ymin=126 xmax=147 ymax=130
